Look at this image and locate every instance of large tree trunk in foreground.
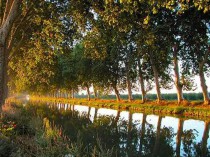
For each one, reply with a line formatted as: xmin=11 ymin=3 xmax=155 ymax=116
xmin=0 ymin=0 xmax=21 ymax=106
xmin=0 ymin=46 xmax=6 ymax=105
xmin=173 ymin=45 xmax=184 ymax=104
xmin=0 ymin=46 xmax=8 ymax=105
xmin=176 ymin=119 xmax=184 ymax=157
xmin=137 ymin=59 xmax=146 ymax=103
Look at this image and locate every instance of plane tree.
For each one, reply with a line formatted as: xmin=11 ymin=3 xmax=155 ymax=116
xmin=83 ymin=19 xmax=124 ymax=101
xmin=7 ymin=1 xmax=64 ymax=95
xmin=178 ymin=8 xmax=210 ymax=105
xmin=0 ymin=0 xmax=23 ymax=104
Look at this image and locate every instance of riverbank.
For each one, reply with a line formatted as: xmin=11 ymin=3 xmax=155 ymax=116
xmin=19 ymin=96 xmax=210 ymax=119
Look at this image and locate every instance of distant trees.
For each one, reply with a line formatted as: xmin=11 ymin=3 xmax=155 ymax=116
xmin=3 ymin=0 xmax=210 ymax=104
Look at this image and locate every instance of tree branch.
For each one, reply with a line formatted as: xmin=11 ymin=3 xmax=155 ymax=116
xmin=2 ymin=0 xmax=14 ymax=25
xmin=0 ymin=0 xmax=20 ymax=44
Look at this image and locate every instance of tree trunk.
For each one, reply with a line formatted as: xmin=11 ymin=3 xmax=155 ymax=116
xmin=113 ymin=85 xmax=121 ymax=101
xmin=137 ymin=59 xmax=146 ymax=103
xmin=71 ymin=89 xmax=75 ymax=99
xmin=139 ymin=114 xmax=147 ymax=156
xmin=152 ymin=116 xmax=162 ymax=157
xmin=126 ymin=64 xmax=133 ymax=102
xmin=0 ymin=45 xmax=6 ymax=105
xmin=173 ymin=45 xmax=184 ymax=104
xmin=86 ymin=85 xmax=90 ymax=101
xmin=176 ymin=119 xmax=184 ymax=157
xmin=201 ymin=121 xmax=210 ymax=157
xmin=0 ymin=0 xmax=21 ymax=106
xmin=199 ymin=64 xmax=209 ymax=105
xmin=3 ymin=51 xmax=8 ymax=100
xmin=93 ymin=84 xmax=98 ymax=99
xmin=127 ymin=78 xmax=133 ymax=102
xmin=149 ymin=52 xmax=162 ymax=102
xmin=152 ymin=64 xmax=162 ymax=102
xmin=126 ymin=66 xmax=133 ymax=101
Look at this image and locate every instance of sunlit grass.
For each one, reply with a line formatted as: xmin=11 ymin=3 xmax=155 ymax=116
xmin=14 ymin=95 xmax=210 ymax=119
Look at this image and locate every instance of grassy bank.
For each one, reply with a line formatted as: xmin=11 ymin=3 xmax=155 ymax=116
xmin=0 ymin=102 xmax=117 ymax=156
xmin=25 ymin=96 xmax=210 ymax=119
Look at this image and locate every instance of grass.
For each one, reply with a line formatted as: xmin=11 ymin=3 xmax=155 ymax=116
xmin=0 ymin=102 xmax=117 ymax=157
xmin=16 ymin=95 xmax=210 ymax=120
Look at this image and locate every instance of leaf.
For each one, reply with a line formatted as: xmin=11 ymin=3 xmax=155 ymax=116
xmin=143 ymin=16 xmax=150 ymax=25
xmin=152 ymin=7 xmax=158 ymax=14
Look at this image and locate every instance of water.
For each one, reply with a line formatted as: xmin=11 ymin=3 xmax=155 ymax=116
xmin=31 ymin=102 xmax=210 ymax=157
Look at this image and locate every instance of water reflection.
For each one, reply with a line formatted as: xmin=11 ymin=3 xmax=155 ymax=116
xmin=35 ymin=102 xmax=210 ymax=157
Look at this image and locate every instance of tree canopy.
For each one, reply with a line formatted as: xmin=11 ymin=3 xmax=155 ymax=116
xmin=0 ymin=0 xmax=209 ymax=104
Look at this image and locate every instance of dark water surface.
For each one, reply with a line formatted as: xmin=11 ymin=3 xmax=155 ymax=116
xmin=29 ymin=102 xmax=210 ymax=157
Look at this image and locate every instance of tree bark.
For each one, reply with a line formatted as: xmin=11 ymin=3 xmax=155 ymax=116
xmin=176 ymin=119 xmax=184 ymax=157
xmin=137 ymin=59 xmax=146 ymax=103
xmin=113 ymin=85 xmax=121 ymax=102
xmin=0 ymin=0 xmax=21 ymax=106
xmin=197 ymin=47 xmax=210 ymax=105
xmin=173 ymin=45 xmax=184 ymax=104
xmin=199 ymin=64 xmax=209 ymax=105
xmin=3 ymin=50 xmax=9 ymax=100
xmin=149 ymin=52 xmax=162 ymax=102
xmin=0 ymin=45 xmax=5 ymax=105
xmin=71 ymin=89 xmax=75 ymax=99
xmin=151 ymin=64 xmax=162 ymax=102
xmin=86 ymin=85 xmax=90 ymax=101
xmin=126 ymin=63 xmax=133 ymax=102
xmin=93 ymin=84 xmax=98 ymax=99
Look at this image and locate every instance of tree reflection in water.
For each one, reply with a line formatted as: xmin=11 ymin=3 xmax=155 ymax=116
xmin=32 ymin=102 xmax=210 ymax=157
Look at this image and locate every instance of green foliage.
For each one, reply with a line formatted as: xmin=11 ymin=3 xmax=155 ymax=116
xmin=4 ymin=0 xmax=210 ymax=103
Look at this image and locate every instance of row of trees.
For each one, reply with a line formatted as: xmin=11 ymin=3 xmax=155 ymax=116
xmin=0 ymin=0 xmax=209 ymax=105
